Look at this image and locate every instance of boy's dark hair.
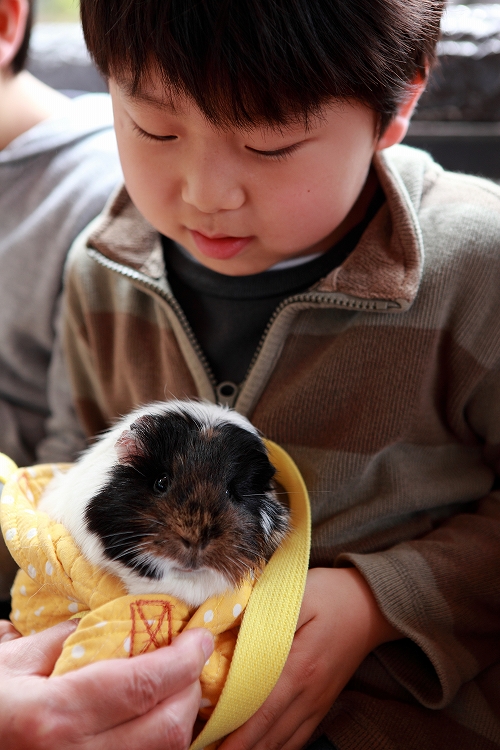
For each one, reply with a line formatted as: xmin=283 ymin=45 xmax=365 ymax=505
xmin=81 ymin=0 xmax=445 ymax=132
xmin=12 ymin=0 xmax=35 ymax=74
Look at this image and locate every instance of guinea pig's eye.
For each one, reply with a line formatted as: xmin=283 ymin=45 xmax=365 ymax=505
xmin=226 ymin=487 xmax=238 ymax=501
xmin=154 ymin=475 xmax=170 ymax=494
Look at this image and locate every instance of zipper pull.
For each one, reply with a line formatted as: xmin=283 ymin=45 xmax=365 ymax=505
xmin=216 ymin=381 xmax=240 ymax=408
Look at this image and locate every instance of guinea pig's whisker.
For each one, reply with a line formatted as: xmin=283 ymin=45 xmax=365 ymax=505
xmin=110 ymin=540 xmax=152 ymax=555
xmin=106 ymin=542 xmax=151 ymax=554
xmin=230 ymin=547 xmax=255 ymax=558
xmin=230 ymin=542 xmax=257 ymax=552
xmin=98 ymin=529 xmax=150 ymax=536
xmin=239 ymin=493 xmax=268 ymax=498
xmin=127 ymin=465 xmax=148 ymax=479
xmin=98 ymin=530 xmax=155 ymax=540
xmin=239 ymin=492 xmax=289 ymax=498
xmin=120 ymin=541 xmax=152 ymax=552
xmin=220 ymin=554 xmax=253 ymax=571
xmin=112 ymin=552 xmax=151 ymax=568
xmin=99 ymin=539 xmax=150 ymax=549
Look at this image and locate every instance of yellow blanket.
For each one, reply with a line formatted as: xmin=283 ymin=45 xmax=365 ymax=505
xmin=1 ymin=443 xmax=311 ymax=750
xmin=0 ymin=463 xmax=254 ymax=720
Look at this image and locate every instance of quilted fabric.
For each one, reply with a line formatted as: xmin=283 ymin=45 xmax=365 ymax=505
xmin=0 ymin=463 xmax=254 ymax=720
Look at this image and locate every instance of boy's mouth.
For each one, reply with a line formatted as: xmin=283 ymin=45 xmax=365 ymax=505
xmin=190 ymin=229 xmax=253 ymax=260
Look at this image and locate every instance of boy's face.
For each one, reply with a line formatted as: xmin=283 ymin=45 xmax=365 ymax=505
xmin=110 ymin=74 xmax=379 ymax=276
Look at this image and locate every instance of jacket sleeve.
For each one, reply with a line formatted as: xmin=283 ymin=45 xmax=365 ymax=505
xmin=36 ymin=295 xmax=87 ymax=463
xmin=56 ymin=235 xmax=113 ymax=441
xmin=340 ymin=369 xmax=500 ymax=709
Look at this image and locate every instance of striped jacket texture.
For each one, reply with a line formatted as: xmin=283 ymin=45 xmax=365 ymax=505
xmin=61 ymin=144 xmax=500 ymax=749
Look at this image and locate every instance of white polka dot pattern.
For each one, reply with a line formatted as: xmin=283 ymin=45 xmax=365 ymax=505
xmin=203 ymin=609 xmax=214 ymax=623
xmin=71 ymin=645 xmax=85 ymax=659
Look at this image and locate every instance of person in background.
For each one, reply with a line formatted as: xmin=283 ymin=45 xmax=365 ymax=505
xmin=0 ymin=0 xmax=121 ymax=606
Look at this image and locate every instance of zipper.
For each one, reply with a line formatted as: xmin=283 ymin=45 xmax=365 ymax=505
xmin=88 ymin=248 xmax=403 ymax=408
xmin=215 ymin=381 xmax=240 ymax=408
xmin=88 ymin=249 xmax=218 ymax=392
xmin=242 ymin=291 xmax=401 ymax=383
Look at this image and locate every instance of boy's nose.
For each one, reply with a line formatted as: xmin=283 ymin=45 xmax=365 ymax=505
xmin=181 ymin=167 xmax=245 ymax=213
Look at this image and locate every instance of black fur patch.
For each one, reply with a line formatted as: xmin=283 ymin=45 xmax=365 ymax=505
xmin=85 ymin=409 xmax=289 ymax=585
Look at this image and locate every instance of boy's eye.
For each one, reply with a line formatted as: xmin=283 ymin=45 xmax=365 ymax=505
xmin=246 ymin=142 xmax=303 ymax=161
xmin=132 ymin=123 xmax=177 ymax=143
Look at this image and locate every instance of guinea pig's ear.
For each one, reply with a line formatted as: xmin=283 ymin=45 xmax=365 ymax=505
xmin=115 ymin=417 xmax=150 ymax=464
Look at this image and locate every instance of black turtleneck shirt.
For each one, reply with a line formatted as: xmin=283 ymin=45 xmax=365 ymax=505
xmin=161 ymin=190 xmax=384 ymax=387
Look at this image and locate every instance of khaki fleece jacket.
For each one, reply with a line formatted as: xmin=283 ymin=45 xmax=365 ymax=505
xmin=58 ymin=144 xmax=500 ymax=749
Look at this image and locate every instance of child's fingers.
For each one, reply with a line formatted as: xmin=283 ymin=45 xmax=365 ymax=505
xmin=218 ymin=655 xmax=299 ymax=750
xmin=279 ymin=715 xmax=328 ymax=750
xmin=220 ymin=679 xmax=329 ymax=750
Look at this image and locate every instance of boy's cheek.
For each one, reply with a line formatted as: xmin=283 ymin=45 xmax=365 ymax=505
xmin=256 ymin=170 xmax=366 ymax=249
xmin=109 ymin=85 xmax=377 ymax=262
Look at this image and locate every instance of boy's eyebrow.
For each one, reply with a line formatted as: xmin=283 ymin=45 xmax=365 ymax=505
xmin=117 ymin=79 xmax=180 ymax=113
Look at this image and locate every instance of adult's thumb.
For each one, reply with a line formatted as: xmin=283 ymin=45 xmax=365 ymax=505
xmin=1 ymin=620 xmax=77 ymax=677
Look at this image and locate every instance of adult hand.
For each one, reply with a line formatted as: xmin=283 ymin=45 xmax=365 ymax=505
xmin=0 ymin=618 xmax=21 ymax=643
xmin=220 ymin=567 xmax=402 ymax=750
xmin=0 ymin=619 xmax=214 ymax=750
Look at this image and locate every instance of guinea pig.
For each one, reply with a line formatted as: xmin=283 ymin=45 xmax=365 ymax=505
xmin=39 ymin=400 xmax=290 ymax=607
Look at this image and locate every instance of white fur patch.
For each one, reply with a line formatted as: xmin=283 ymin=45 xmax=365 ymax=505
xmin=38 ymin=399 xmax=260 ymax=604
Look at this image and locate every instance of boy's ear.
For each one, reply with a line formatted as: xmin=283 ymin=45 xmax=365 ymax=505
xmin=0 ymin=0 xmax=29 ymax=71
xmin=376 ymin=73 xmax=427 ymax=151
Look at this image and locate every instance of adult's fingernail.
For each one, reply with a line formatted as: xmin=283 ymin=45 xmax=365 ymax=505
xmin=201 ymin=630 xmax=214 ymax=661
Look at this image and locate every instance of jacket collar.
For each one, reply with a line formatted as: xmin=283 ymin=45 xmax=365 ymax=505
xmin=88 ymin=144 xmax=427 ymax=308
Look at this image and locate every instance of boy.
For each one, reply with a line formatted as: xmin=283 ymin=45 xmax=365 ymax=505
xmin=54 ymin=0 xmax=500 ymax=748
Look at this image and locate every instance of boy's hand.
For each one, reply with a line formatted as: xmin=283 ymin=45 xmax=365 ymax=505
xmin=220 ymin=567 xmax=402 ymax=750
xmin=0 ymin=619 xmax=214 ymax=750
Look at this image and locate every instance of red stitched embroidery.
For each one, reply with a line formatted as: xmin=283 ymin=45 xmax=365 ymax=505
xmin=129 ymin=599 xmax=173 ymax=657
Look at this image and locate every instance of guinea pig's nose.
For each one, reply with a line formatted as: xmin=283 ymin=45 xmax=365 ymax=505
xmin=179 ymin=536 xmax=193 ymax=549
